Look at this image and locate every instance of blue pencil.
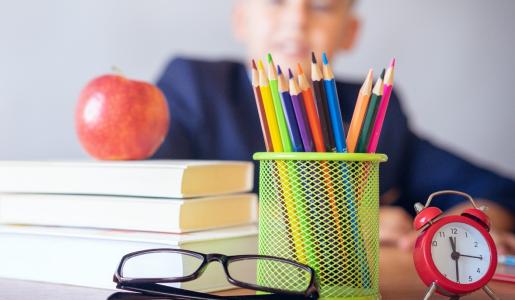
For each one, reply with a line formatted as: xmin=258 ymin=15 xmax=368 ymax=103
xmin=277 ymin=66 xmax=304 ymax=152
xmin=321 ymin=54 xmax=370 ymax=287
xmin=322 ymin=53 xmax=347 ymax=153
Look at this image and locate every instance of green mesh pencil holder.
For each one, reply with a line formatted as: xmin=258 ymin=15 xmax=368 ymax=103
xmin=253 ymin=152 xmax=388 ymax=300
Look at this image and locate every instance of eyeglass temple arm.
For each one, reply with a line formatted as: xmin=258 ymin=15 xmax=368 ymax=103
xmin=119 ymin=283 xmax=311 ymax=300
xmin=118 ymin=282 xmax=224 ymax=300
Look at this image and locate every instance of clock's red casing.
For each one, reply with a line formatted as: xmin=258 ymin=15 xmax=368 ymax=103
xmin=413 ymin=215 xmax=497 ymax=296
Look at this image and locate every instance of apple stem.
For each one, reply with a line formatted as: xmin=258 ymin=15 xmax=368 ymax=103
xmin=111 ymin=66 xmax=125 ymax=77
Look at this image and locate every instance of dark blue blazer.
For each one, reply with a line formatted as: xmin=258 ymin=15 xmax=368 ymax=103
xmin=154 ymin=57 xmax=515 ymax=215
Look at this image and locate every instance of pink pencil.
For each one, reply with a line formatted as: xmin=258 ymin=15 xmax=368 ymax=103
xmin=367 ymin=58 xmax=395 ymax=153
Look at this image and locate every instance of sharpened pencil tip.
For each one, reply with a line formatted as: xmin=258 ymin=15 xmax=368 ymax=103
xmin=366 ymin=68 xmax=373 ymax=80
xmin=288 ymin=68 xmax=294 ymax=79
xmin=380 ymin=68 xmax=386 ymax=79
xmin=277 ymin=65 xmax=282 ymax=75
xmin=267 ymin=53 xmax=273 ymax=64
xmin=251 ymin=59 xmax=257 ymax=70
xmin=257 ymin=60 xmax=265 ymax=71
xmin=311 ymin=52 xmax=317 ymax=64
xmin=390 ymin=57 xmax=396 ymax=68
xmin=322 ymin=52 xmax=329 ymax=65
xmin=297 ymin=63 xmax=304 ymax=75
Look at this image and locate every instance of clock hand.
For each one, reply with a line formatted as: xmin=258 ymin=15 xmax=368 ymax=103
xmin=449 ymin=236 xmax=456 ymax=252
xmin=460 ymin=254 xmax=483 ymax=260
xmin=454 ymin=237 xmax=460 ymax=283
xmin=455 ymin=256 xmax=459 ymax=282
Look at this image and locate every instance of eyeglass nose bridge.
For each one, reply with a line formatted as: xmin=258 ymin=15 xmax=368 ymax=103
xmin=205 ymin=253 xmax=229 ymax=264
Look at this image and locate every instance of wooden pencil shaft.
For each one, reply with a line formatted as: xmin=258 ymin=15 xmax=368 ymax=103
xmin=367 ymin=83 xmax=393 ymax=153
xmin=347 ymin=71 xmax=373 ymax=153
xmin=258 ymin=66 xmax=283 ymax=152
xmin=356 ymin=93 xmax=381 ymax=153
xmin=323 ymin=77 xmax=347 ymax=153
xmin=313 ymin=79 xmax=335 ymax=151
xmin=251 ymin=67 xmax=273 ymax=151
xmin=298 ymin=71 xmax=325 ymax=152
xmin=253 ymin=86 xmax=273 ymax=152
xmin=301 ymin=88 xmax=325 ymax=152
xmin=280 ymin=91 xmax=304 ymax=152
xmin=267 ymin=62 xmax=292 ymax=152
xmin=290 ymin=92 xmax=314 ymax=152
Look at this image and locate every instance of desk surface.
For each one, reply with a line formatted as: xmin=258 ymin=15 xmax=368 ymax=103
xmin=0 ymin=247 xmax=512 ymax=300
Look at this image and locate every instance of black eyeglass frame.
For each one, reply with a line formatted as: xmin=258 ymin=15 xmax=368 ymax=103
xmin=113 ymin=248 xmax=319 ymax=299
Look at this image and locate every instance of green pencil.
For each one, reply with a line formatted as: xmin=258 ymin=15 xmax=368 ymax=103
xmin=356 ymin=69 xmax=385 ymax=153
xmin=268 ymin=54 xmax=292 ymax=152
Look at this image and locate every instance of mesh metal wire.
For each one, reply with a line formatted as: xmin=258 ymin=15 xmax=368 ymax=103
xmin=257 ymin=158 xmax=381 ymax=299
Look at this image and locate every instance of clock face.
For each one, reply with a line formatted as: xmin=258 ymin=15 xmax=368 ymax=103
xmin=430 ymin=222 xmax=491 ymax=284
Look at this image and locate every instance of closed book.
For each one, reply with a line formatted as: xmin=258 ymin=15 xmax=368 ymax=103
xmin=0 ymin=193 xmax=257 ymax=233
xmin=0 ymin=160 xmax=254 ymax=198
xmin=0 ymin=224 xmax=258 ymax=290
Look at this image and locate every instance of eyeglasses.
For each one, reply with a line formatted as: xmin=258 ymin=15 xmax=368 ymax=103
xmin=113 ymin=248 xmax=319 ymax=300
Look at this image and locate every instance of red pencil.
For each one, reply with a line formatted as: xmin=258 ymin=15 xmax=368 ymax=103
xmin=297 ymin=64 xmax=325 ymax=152
xmin=251 ymin=60 xmax=273 ymax=151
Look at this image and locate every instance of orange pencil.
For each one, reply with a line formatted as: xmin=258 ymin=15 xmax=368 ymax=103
xmin=297 ymin=64 xmax=325 ymax=152
xmin=346 ymin=69 xmax=373 ymax=153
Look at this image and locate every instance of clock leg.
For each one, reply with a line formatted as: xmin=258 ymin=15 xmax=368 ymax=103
xmin=423 ymin=282 xmax=437 ymax=300
xmin=482 ymin=285 xmax=500 ymax=300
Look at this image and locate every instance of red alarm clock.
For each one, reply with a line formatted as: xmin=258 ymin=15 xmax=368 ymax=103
xmin=412 ymin=190 xmax=500 ymax=300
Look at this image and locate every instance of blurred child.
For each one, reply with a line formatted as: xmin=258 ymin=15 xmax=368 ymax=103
xmin=154 ymin=0 xmax=514 ymax=253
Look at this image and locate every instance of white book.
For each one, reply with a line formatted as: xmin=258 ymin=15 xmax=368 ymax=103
xmin=0 ymin=225 xmax=258 ymax=291
xmin=0 ymin=160 xmax=254 ymax=198
xmin=0 ymin=193 xmax=257 ymax=233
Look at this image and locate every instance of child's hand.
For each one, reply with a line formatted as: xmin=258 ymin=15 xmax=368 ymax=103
xmin=379 ymin=203 xmax=515 ymax=255
xmin=490 ymin=230 xmax=515 ymax=255
xmin=379 ymin=206 xmax=415 ymax=249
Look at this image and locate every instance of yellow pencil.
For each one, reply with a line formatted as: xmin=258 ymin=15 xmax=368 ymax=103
xmin=258 ymin=60 xmax=283 ymax=152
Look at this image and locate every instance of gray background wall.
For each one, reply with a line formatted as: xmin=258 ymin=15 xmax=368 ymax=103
xmin=1 ymin=0 xmax=514 ymax=179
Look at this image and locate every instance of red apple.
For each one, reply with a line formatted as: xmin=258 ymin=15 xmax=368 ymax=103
xmin=76 ymin=74 xmax=170 ymax=160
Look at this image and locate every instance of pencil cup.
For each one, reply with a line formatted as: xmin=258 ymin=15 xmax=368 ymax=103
xmin=253 ymin=152 xmax=387 ymax=300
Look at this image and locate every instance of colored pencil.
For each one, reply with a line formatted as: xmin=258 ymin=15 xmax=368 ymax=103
xmin=280 ymin=66 xmax=318 ymax=267
xmin=257 ymin=60 xmax=283 ymax=152
xmin=265 ymin=63 xmax=306 ymax=261
xmin=347 ymin=69 xmax=374 ymax=153
xmin=278 ymin=66 xmax=304 ymax=152
xmin=267 ymin=54 xmax=292 ymax=152
xmin=298 ymin=63 xmax=325 ymax=152
xmin=367 ymin=58 xmax=395 ymax=153
xmin=251 ymin=60 xmax=273 ymax=152
xmin=311 ymin=52 xmax=335 ymax=152
xmin=322 ymin=53 xmax=347 ymax=153
xmin=289 ymin=69 xmax=314 ymax=152
xmin=356 ymin=69 xmax=385 ymax=153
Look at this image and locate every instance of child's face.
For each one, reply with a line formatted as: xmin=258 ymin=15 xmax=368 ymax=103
xmin=233 ymin=0 xmax=359 ymax=71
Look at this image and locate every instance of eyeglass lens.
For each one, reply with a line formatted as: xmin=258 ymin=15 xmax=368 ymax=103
xmin=121 ymin=251 xmax=203 ymax=279
xmin=227 ymin=257 xmax=312 ymax=293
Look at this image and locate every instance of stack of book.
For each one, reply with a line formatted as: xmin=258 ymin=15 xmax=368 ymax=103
xmin=0 ymin=160 xmax=258 ymax=291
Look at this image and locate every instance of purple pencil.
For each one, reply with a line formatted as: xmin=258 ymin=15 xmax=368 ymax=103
xmin=288 ymin=69 xmax=314 ymax=152
xmin=278 ymin=66 xmax=304 ymax=152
